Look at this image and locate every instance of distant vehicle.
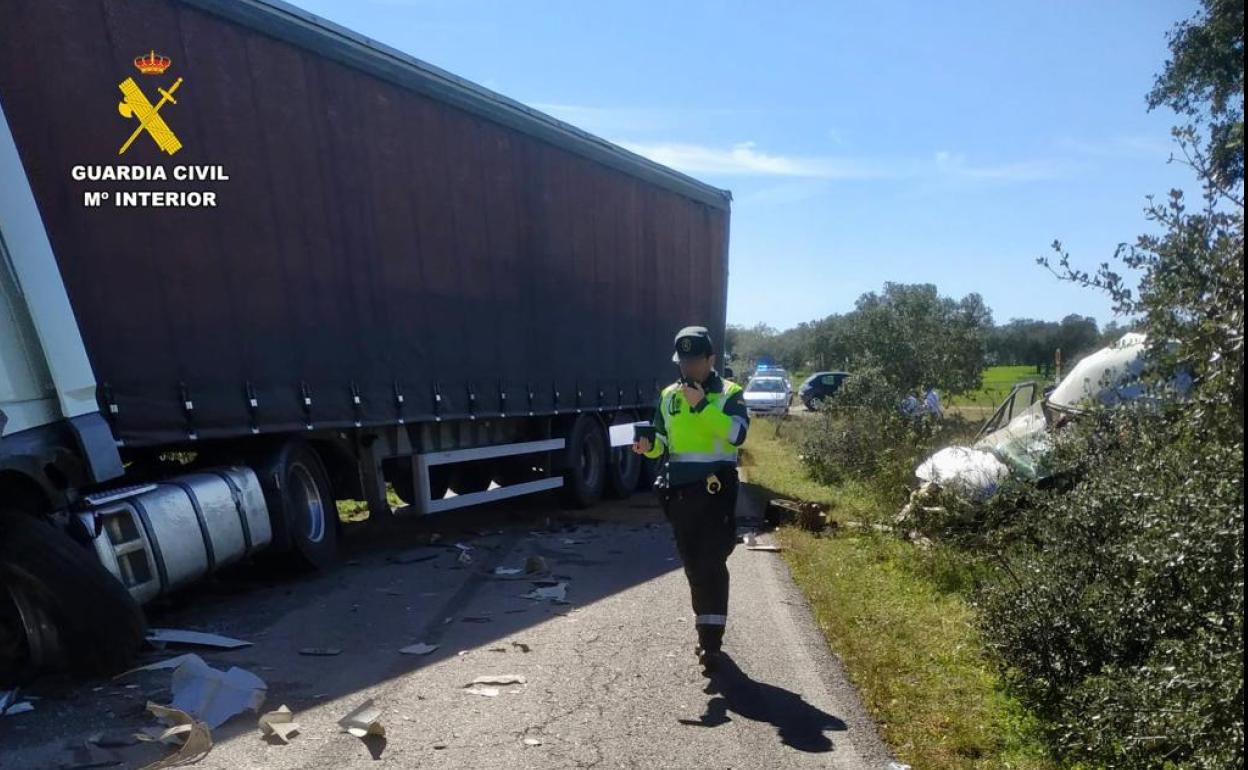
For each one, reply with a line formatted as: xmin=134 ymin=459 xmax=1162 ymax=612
xmin=753 ymin=364 xmax=792 ymax=394
xmin=799 ymin=372 xmax=850 ymax=410
xmin=743 ymin=376 xmax=791 ymax=415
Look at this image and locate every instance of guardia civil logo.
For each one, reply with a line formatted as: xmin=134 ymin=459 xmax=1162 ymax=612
xmin=117 ymin=50 xmax=183 ymax=156
xmin=69 ymin=49 xmax=227 ymax=208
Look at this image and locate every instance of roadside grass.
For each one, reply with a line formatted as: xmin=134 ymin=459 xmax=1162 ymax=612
xmin=739 ymin=427 xmax=1057 ymax=770
xmin=953 ymin=365 xmax=1046 ymax=409
xmin=945 ymin=365 xmax=1050 ymax=423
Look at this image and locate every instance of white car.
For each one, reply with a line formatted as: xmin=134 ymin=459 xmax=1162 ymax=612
xmin=743 ymin=376 xmax=791 ymax=415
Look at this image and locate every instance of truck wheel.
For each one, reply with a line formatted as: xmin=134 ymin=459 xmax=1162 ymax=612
xmin=561 ymin=416 xmax=606 ymax=508
xmin=0 ymin=510 xmax=145 ymax=685
xmin=605 ymin=444 xmax=641 ymax=498
xmin=258 ymin=442 xmax=338 ymax=570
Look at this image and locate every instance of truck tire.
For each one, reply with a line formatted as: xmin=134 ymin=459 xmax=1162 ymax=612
xmin=560 ymin=416 xmax=606 ymax=508
xmin=0 ymin=510 xmax=145 ymax=685
xmin=605 ymin=444 xmax=641 ymax=498
xmin=257 ymin=442 xmax=338 ymax=570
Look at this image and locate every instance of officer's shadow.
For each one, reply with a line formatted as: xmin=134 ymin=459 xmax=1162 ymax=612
xmin=677 ymin=653 xmax=847 ymax=752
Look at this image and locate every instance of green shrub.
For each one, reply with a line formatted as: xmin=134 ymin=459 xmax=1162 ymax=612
xmin=972 ymin=410 xmax=1243 ymax=768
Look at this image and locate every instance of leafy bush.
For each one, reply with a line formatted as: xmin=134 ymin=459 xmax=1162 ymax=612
xmin=972 ymin=409 xmax=1243 ymax=768
xmin=798 ymin=369 xmax=974 ymax=510
xmin=969 ymin=2 xmax=1245 ymax=765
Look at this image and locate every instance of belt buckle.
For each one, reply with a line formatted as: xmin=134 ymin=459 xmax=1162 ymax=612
xmin=705 ymin=474 xmax=722 ymax=495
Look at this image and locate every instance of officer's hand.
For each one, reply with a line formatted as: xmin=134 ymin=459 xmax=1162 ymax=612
xmin=682 ymin=381 xmax=705 ymax=408
xmin=632 ymin=438 xmax=652 ymax=454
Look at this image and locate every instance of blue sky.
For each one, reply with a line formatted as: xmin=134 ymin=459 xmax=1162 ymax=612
xmin=289 ymin=0 xmax=1200 ymax=330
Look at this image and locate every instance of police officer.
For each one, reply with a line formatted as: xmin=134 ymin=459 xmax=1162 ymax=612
xmin=632 ymin=326 xmax=749 ymax=673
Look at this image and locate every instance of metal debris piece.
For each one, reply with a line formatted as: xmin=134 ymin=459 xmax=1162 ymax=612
xmin=463 ymin=686 xmax=499 ymax=698
xmin=298 ymin=648 xmax=342 ymax=656
xmin=521 ymin=582 xmax=567 ymax=602
xmin=493 ymin=566 xmax=523 ymax=576
xmin=337 ymin=698 xmax=385 ymax=738
xmin=457 ymin=550 xmax=473 ymax=566
xmin=168 ymin=654 xmax=267 ymax=729
xmin=3 ymin=700 xmax=34 ymax=716
xmin=470 ymin=675 xmax=526 ymax=686
xmin=115 ymin=654 xmax=201 ymax=679
xmin=399 ymin=643 xmax=439 ymax=656
xmin=146 ymin=629 xmax=252 ymax=650
xmin=258 ymin=705 xmax=300 ymax=743
xmin=523 ymin=737 xmax=543 ymax=746
xmin=139 ymin=702 xmax=213 ymax=770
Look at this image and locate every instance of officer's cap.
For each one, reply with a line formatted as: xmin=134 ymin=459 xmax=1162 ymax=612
xmin=672 ymin=326 xmax=714 ymax=362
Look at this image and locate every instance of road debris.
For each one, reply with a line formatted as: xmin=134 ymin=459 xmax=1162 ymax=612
xmin=399 ymin=642 xmax=439 ymax=656
xmin=524 ymin=555 xmax=548 ymax=573
xmin=493 ymin=566 xmax=523 ymax=576
xmin=746 ymin=544 xmax=783 ymax=552
xmin=511 ymin=642 xmax=531 ymax=653
xmin=523 ymin=737 xmax=543 ymax=746
xmin=470 ymin=675 xmax=526 ymax=685
xmin=521 ymin=582 xmax=567 ymax=602
xmin=138 ymin=702 xmax=212 ymax=770
xmin=463 ymin=686 xmax=499 ymax=697
xmin=115 ymin=654 xmax=201 ymax=679
xmin=338 ymin=698 xmax=385 ymax=738
xmin=258 ymin=705 xmax=301 ymax=743
xmin=298 ymin=647 xmax=343 ymax=656
xmin=87 ymin=731 xmax=141 ymax=749
xmin=457 ymin=550 xmax=473 ymax=566
xmin=2 ymin=699 xmax=34 ymax=716
xmin=146 ymin=629 xmax=252 ymax=650
xmin=764 ymin=498 xmax=828 ymax=531
xmin=461 ymin=616 xmax=492 ymax=623
xmin=168 ymin=654 xmax=267 ymax=729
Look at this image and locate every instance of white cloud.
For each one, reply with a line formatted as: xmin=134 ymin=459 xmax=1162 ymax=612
xmin=618 ymin=140 xmax=895 ymax=180
xmin=618 ymin=140 xmax=1068 ymax=184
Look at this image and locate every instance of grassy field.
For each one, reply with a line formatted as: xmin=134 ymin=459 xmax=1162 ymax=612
xmin=739 ymin=424 xmax=1056 ymax=770
xmin=945 ymin=364 xmax=1050 ymax=422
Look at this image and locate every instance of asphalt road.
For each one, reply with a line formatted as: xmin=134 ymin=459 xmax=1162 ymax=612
xmin=0 ymin=482 xmax=893 ymax=770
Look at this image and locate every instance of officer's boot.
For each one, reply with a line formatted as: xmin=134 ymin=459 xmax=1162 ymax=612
xmin=695 ymin=623 xmax=726 ymax=674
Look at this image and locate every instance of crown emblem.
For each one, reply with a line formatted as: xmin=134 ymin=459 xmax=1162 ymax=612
xmin=134 ymin=50 xmax=172 ymax=75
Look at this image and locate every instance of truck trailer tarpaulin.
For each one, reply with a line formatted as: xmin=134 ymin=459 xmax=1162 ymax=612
xmin=0 ymin=0 xmax=731 ymax=447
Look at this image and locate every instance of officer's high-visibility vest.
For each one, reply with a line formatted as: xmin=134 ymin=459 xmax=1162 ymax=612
xmin=643 ymin=376 xmax=749 ymax=485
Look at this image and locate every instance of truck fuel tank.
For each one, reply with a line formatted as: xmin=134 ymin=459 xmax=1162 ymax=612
xmin=80 ymin=467 xmax=272 ymax=604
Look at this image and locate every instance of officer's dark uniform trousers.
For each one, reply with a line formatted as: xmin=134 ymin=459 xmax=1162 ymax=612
xmin=660 ymin=468 xmax=739 ymax=652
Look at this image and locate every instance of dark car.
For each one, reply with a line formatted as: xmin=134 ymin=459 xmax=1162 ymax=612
xmin=798 ymin=371 xmax=850 ymax=410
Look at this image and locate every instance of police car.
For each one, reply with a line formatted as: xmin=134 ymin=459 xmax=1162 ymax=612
xmin=743 ymin=371 xmax=792 ymax=415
